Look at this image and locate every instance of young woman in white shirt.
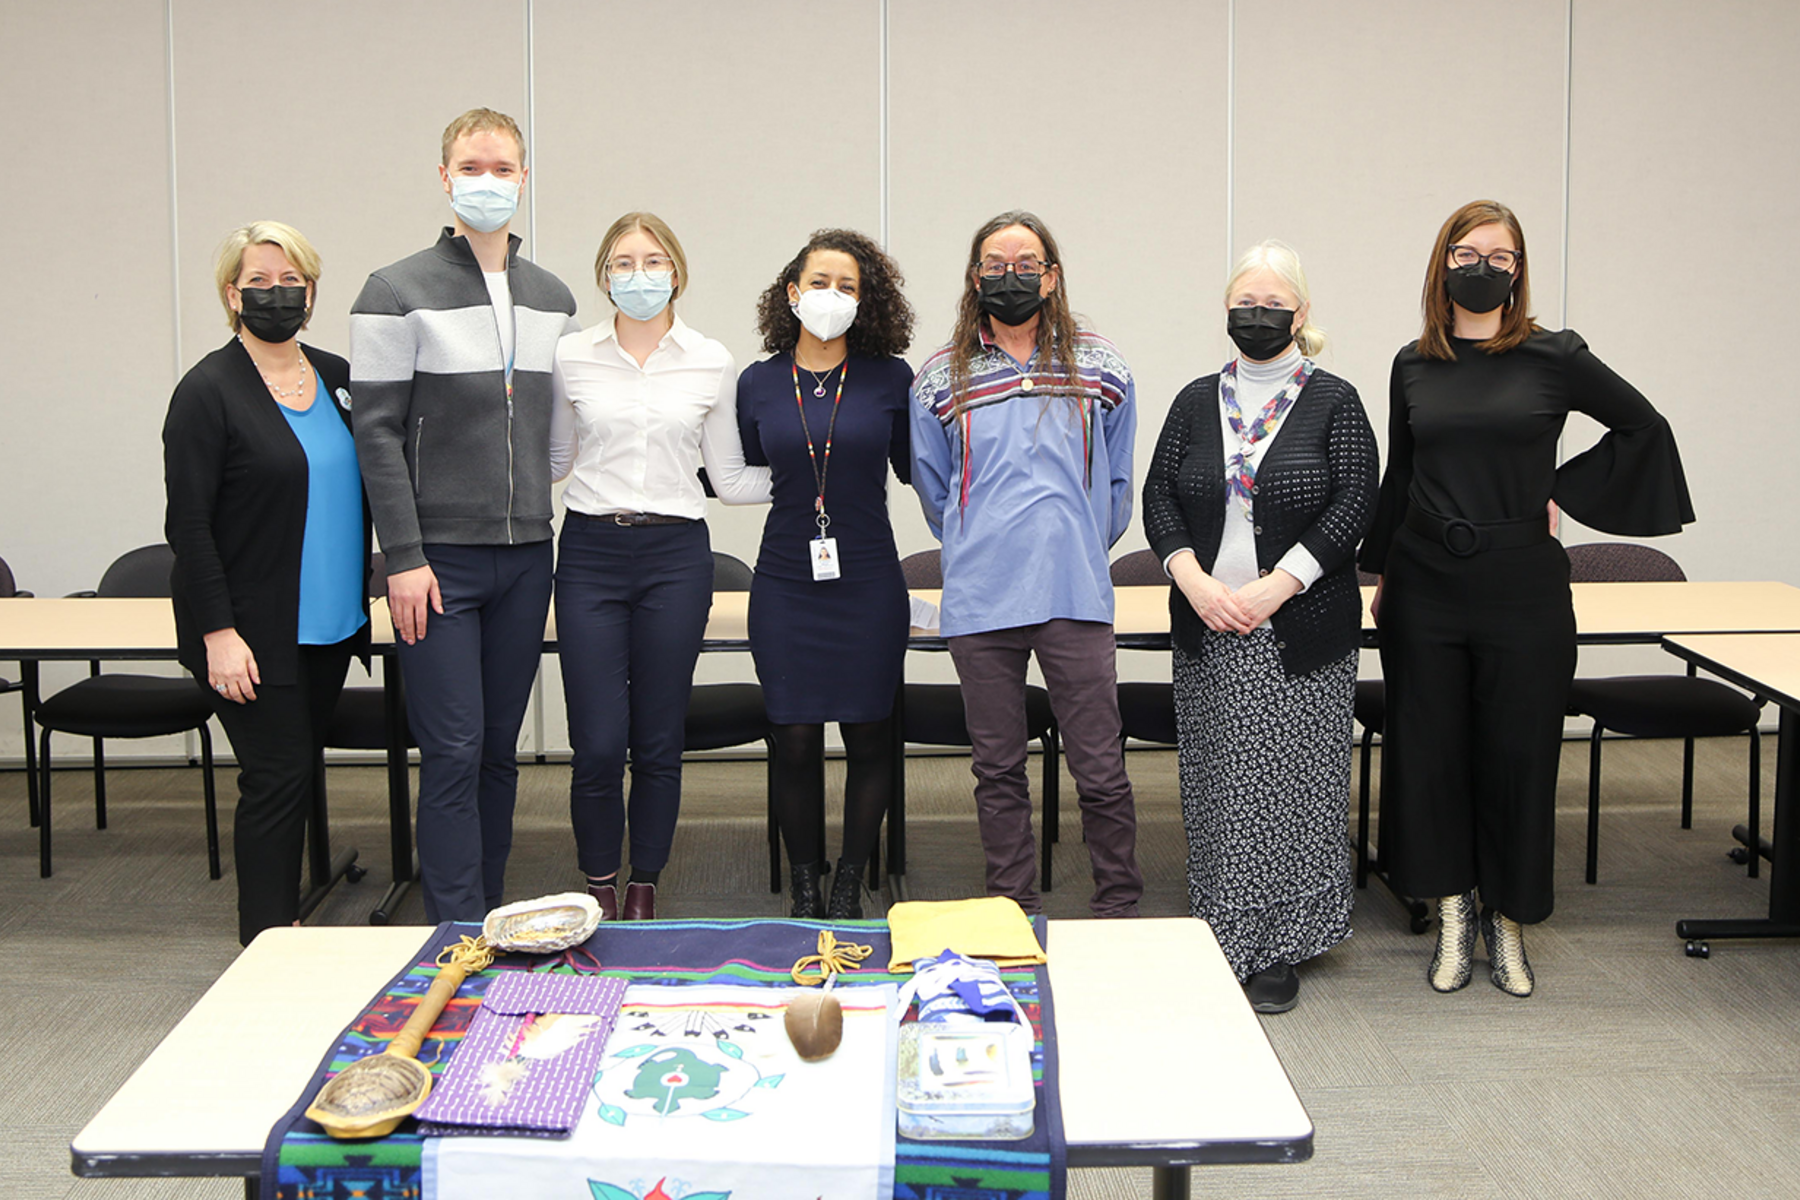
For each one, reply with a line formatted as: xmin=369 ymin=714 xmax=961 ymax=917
xmin=549 ymin=212 xmax=769 ymax=921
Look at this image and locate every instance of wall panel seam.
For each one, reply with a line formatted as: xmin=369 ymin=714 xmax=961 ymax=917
xmin=165 ymin=0 xmax=181 ymax=381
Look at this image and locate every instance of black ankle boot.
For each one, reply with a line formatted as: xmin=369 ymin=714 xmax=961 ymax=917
xmin=789 ymin=859 xmax=826 ymax=919
xmin=826 ymin=857 xmax=865 ymax=920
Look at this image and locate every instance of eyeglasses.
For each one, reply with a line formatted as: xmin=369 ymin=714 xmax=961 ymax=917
xmin=607 ymin=255 xmax=674 ymax=281
xmin=1448 ymin=244 xmax=1520 ymax=272
xmin=976 ymin=258 xmax=1051 ymax=282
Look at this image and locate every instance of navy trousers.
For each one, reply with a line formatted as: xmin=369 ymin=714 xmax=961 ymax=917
xmin=555 ymin=516 xmax=713 ymax=878
xmin=397 ymin=541 xmax=554 ymax=922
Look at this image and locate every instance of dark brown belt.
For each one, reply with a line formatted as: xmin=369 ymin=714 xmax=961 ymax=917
xmin=571 ymin=511 xmax=698 ymax=527
xmin=1404 ymin=505 xmax=1551 ymax=558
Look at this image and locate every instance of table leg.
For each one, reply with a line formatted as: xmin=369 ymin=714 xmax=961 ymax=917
xmin=1676 ymin=704 xmax=1800 ymax=947
xmin=296 ymin=749 xmax=362 ymax=921
xmin=22 ymin=660 xmax=39 ymax=826
xmin=1152 ymin=1164 xmax=1192 ymax=1200
xmin=370 ymin=658 xmax=416 ymax=925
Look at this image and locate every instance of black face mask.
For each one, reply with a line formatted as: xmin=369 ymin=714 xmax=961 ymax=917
xmin=1226 ymin=306 xmax=1296 ymax=361
xmin=979 ymin=271 xmax=1048 ymax=327
xmin=1445 ymin=263 xmax=1513 ymax=315
xmin=237 ymin=284 xmax=309 ymax=343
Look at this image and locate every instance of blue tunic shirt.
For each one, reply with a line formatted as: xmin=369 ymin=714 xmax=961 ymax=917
xmin=280 ymin=379 xmax=367 ymax=645
xmin=910 ymin=328 xmax=1136 ymax=638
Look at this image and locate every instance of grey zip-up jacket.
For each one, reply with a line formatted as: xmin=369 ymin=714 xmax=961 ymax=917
xmin=349 ymin=228 xmax=579 ymax=573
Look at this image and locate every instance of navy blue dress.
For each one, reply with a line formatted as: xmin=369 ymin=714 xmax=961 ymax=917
xmin=738 ymin=352 xmax=913 ymax=724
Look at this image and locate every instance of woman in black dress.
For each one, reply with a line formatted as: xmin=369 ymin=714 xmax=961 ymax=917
xmin=738 ymin=229 xmax=915 ymax=918
xmin=1359 ymin=200 xmax=1692 ymax=996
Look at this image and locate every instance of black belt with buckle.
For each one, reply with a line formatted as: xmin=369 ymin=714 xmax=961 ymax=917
xmin=1404 ymin=505 xmax=1551 ymax=558
xmin=572 ymin=511 xmax=698 ymax=527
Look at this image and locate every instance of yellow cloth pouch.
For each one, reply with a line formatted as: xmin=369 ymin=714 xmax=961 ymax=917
xmin=885 ymin=896 xmax=1047 ymax=973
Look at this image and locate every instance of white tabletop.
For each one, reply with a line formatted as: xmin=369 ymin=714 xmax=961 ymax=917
xmin=72 ymin=919 xmax=1310 ymax=1176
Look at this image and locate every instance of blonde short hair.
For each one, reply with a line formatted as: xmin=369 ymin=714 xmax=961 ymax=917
xmin=594 ymin=212 xmax=689 ymax=305
xmin=1225 ymin=239 xmax=1327 ymax=357
xmin=441 ymin=107 xmax=526 ymax=167
xmin=214 ymin=221 xmax=321 ymax=333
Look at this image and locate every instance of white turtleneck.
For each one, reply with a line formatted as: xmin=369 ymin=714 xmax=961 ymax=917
xmin=1164 ymin=344 xmax=1323 ymax=624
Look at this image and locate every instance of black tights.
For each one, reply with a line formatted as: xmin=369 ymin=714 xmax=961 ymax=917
xmin=770 ymin=717 xmax=893 ymax=869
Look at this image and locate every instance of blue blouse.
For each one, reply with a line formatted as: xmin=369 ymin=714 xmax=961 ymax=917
xmin=280 ymin=380 xmax=367 ymax=644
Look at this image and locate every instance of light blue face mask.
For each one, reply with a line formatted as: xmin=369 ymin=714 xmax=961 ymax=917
xmin=610 ymin=270 xmax=675 ymax=321
xmin=449 ymin=173 xmax=520 ymax=234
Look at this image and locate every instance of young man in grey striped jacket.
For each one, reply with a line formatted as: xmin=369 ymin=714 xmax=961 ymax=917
xmin=350 ymin=108 xmax=579 ymax=923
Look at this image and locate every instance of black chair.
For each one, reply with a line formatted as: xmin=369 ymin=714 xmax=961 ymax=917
xmin=899 ymin=550 xmax=1062 ymax=889
xmin=1109 ymin=550 xmax=1179 ymax=747
xmin=682 ymin=553 xmax=781 ymax=892
xmin=33 ymin=544 xmax=219 ymax=879
xmin=1565 ymin=543 xmax=1765 ymax=884
xmin=1 ymin=557 xmax=39 ymax=826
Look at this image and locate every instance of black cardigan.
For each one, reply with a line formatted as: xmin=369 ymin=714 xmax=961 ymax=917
xmin=163 ymin=339 xmax=371 ymax=686
xmin=1141 ymin=366 xmax=1378 ymax=676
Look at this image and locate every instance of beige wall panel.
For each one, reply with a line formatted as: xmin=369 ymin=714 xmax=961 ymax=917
xmin=1234 ymin=0 xmax=1567 ymax=461
xmin=0 ymin=4 xmax=185 ymax=761
xmin=1565 ymin=0 xmax=1800 ymax=583
xmin=171 ymin=0 xmax=529 ymax=376
xmin=0 ymin=3 xmax=175 ymax=598
xmin=531 ymin=0 xmax=883 ymax=749
xmin=532 ymin=0 xmax=882 ymax=587
xmin=889 ymin=0 xmax=1228 ymax=690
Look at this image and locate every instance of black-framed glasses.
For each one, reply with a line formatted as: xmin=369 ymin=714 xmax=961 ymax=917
xmin=976 ymin=258 xmax=1051 ymax=282
xmin=1448 ymin=244 xmax=1520 ymax=272
xmin=607 ymin=255 xmax=675 ymax=280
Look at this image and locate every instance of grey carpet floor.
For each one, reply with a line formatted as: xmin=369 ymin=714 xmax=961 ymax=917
xmin=4 ymin=737 xmax=1798 ymax=1198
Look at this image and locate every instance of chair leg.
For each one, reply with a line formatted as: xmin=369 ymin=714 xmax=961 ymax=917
xmin=1040 ymin=729 xmax=1060 ymax=893
xmin=199 ymin=724 xmax=221 ymax=881
xmin=1747 ymin=726 xmax=1763 ymax=880
xmin=92 ymin=736 xmax=106 ymax=830
xmin=38 ymin=727 xmax=53 ymax=878
xmin=764 ymin=735 xmax=781 ymax=894
xmin=1356 ymin=727 xmax=1375 ymax=889
xmin=1681 ymin=736 xmax=1696 ymax=829
xmin=1586 ymin=724 xmax=1605 ymax=885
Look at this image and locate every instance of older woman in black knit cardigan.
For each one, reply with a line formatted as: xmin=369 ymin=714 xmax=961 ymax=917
xmin=1141 ymin=240 xmax=1378 ymax=1015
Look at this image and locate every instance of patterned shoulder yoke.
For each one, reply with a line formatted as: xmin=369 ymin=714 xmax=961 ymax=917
xmin=916 ymin=331 xmax=1132 ymax=428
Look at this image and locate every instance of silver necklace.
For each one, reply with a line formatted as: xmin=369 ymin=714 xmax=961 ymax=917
xmin=799 ymin=361 xmax=841 ymax=398
xmin=239 ymin=334 xmax=310 ymax=400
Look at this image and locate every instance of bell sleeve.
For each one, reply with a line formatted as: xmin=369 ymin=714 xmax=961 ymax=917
xmin=1552 ymin=332 xmax=1695 ymax=536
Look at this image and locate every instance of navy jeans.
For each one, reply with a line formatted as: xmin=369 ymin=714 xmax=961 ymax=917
xmin=397 ymin=541 xmax=554 ymax=922
xmin=555 ymin=516 xmax=713 ymax=878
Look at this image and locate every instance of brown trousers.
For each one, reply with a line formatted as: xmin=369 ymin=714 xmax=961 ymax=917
xmin=948 ymin=619 xmax=1143 ymax=917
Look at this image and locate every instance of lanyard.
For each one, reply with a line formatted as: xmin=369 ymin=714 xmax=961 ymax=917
xmin=792 ymin=355 xmax=847 ymax=535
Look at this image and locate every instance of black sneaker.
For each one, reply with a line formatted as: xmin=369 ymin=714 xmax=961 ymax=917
xmin=1244 ymin=962 xmax=1300 ymax=1014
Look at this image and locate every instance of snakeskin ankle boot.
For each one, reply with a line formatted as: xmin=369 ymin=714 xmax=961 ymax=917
xmin=1482 ymin=906 xmax=1535 ymax=997
xmin=1429 ymin=890 xmax=1478 ymax=993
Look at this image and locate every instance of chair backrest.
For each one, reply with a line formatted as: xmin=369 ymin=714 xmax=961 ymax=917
xmin=1565 ymin=542 xmax=1686 ymax=583
xmin=98 ymin=544 xmax=177 ymax=598
xmin=712 ymin=552 xmax=754 ymax=592
xmin=900 ymin=549 xmax=942 ymax=589
xmin=1356 ymin=569 xmax=1380 ymax=588
xmin=0 ymin=556 xmax=15 ymax=598
xmin=1109 ymin=549 xmax=1165 ymax=586
xmin=366 ymin=551 xmax=391 ymax=599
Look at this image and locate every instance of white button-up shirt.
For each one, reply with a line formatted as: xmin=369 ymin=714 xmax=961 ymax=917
xmin=550 ymin=315 xmax=770 ymax=518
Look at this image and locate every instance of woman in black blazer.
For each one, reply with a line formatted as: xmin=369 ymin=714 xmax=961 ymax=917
xmin=163 ymin=221 xmax=370 ymax=945
xmin=1141 ymin=240 xmax=1378 ymax=1015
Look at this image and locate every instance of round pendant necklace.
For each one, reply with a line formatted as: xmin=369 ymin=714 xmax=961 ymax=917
xmin=800 ymin=362 xmax=841 ymax=398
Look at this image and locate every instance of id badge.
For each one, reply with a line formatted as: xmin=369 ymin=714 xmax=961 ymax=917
xmin=810 ymin=536 xmax=841 ymax=581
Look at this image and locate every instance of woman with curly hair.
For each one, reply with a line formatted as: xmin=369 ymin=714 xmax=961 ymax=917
xmin=738 ymin=228 xmax=916 ymax=918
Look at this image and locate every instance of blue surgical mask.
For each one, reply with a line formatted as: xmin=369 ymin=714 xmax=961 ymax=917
xmin=449 ymin=173 xmax=520 ymax=234
xmin=609 ymin=270 xmax=675 ymax=321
